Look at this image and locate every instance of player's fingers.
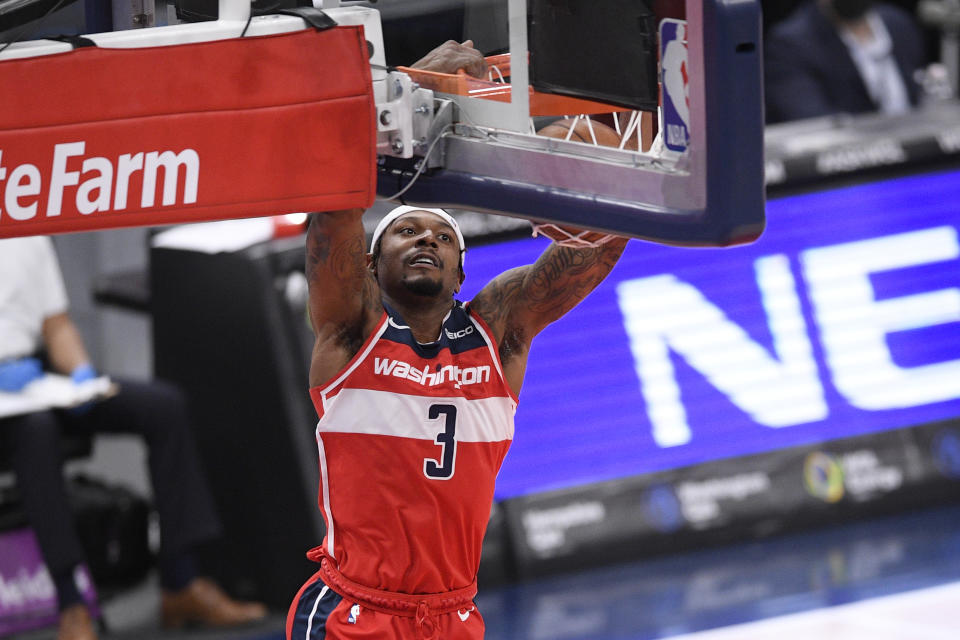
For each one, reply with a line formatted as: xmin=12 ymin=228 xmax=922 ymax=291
xmin=458 ymin=44 xmax=487 ymax=78
xmin=464 ymin=58 xmax=487 ymax=78
xmin=409 ymin=40 xmax=486 ymax=77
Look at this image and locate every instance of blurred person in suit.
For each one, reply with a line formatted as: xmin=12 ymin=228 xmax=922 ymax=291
xmin=0 ymin=236 xmax=267 ymax=640
xmin=764 ymin=0 xmax=928 ymax=123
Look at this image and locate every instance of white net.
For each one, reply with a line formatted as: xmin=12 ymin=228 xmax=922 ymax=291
xmin=530 ymin=222 xmax=621 ymax=248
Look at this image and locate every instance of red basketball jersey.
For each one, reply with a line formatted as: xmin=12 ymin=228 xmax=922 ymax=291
xmin=309 ymin=301 xmax=516 ymax=594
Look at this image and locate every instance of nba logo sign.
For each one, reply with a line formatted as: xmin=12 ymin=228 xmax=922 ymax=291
xmin=659 ymin=19 xmax=689 ymax=154
xmin=348 ymin=603 xmax=360 ymax=624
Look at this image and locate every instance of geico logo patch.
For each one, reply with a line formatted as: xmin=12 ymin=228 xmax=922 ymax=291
xmin=445 ymin=326 xmax=474 ymax=340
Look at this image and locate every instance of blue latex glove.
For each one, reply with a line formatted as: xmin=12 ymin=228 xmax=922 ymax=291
xmin=0 ymin=357 xmax=44 ymax=392
xmin=69 ymin=363 xmax=98 ymax=415
xmin=71 ymin=363 xmax=97 ymax=384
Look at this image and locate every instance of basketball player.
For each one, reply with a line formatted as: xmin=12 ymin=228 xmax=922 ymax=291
xmin=286 ymin=204 xmax=627 ymax=639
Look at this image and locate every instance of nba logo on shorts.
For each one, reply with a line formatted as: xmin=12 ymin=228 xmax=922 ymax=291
xmin=659 ymin=18 xmax=690 ymax=154
xmin=348 ymin=603 xmax=360 ymax=624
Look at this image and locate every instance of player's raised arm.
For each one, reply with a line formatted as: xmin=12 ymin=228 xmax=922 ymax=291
xmin=470 ymin=228 xmax=628 ymax=394
xmin=305 ymin=209 xmax=382 ymax=387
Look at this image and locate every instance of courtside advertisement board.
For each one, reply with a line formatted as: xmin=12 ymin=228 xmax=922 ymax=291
xmin=458 ymin=169 xmax=960 ymax=500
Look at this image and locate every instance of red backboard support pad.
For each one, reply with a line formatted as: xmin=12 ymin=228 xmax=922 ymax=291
xmin=0 ymin=26 xmax=375 ymax=238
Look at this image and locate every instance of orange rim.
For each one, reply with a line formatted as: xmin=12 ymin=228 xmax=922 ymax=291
xmin=397 ymin=54 xmax=632 ymax=117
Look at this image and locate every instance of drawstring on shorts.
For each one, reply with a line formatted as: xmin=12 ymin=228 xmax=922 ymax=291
xmin=415 ymin=601 xmax=437 ymax=639
xmin=306 ymin=546 xmax=475 ymax=639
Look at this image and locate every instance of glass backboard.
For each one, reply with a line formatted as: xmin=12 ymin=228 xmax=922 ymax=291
xmin=378 ymin=0 xmax=766 ymax=247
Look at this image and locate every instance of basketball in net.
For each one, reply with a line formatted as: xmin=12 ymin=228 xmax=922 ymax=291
xmin=536 ymin=117 xmax=623 ymax=147
xmin=532 ymin=117 xmax=626 ymax=247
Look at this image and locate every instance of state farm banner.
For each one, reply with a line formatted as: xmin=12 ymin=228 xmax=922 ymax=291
xmin=0 ymin=26 xmax=375 ymax=238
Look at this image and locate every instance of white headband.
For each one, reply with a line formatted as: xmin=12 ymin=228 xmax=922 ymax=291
xmin=370 ymin=205 xmax=466 ymax=266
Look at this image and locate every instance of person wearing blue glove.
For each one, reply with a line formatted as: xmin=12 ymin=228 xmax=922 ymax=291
xmin=0 ymin=356 xmax=43 ymax=392
xmin=66 ymin=363 xmax=98 ymax=415
xmin=0 ymin=237 xmax=267 ymax=640
xmin=69 ymin=363 xmax=97 ymax=384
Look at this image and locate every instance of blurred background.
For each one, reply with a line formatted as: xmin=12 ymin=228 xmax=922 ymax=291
xmin=2 ymin=0 xmax=960 ymax=638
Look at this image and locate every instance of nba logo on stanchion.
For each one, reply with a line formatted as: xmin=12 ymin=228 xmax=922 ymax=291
xmin=659 ymin=18 xmax=689 ymax=154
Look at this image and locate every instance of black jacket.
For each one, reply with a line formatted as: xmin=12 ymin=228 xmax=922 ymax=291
xmin=764 ymin=1 xmax=927 ymax=123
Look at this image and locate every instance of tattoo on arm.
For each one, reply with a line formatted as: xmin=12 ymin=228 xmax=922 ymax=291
xmin=471 ymin=268 xmax=525 ymax=330
xmin=330 ymin=234 xmax=366 ymax=280
xmin=523 ymin=242 xmax=625 ymax=320
xmin=306 ymin=213 xmax=380 ymax=343
xmin=307 ymin=214 xmax=376 ymax=298
xmin=305 ymin=216 xmax=331 ymax=283
xmin=472 ymin=239 xmax=626 ymax=365
xmin=472 ymin=269 xmax=528 ymax=363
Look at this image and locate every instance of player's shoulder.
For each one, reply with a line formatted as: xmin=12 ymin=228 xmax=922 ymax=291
xmin=449 ymin=300 xmax=484 ymax=335
xmin=464 ymin=293 xmax=499 ymax=332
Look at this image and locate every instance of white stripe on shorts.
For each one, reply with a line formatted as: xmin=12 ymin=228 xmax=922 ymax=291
xmin=304 ymin=585 xmax=329 ymax=640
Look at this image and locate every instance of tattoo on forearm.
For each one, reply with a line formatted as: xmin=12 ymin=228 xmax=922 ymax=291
xmin=525 ymin=244 xmax=623 ymax=316
xmin=472 ymin=239 xmax=626 ymax=366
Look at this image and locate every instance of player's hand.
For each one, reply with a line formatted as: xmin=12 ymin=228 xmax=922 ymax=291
xmin=411 ymin=40 xmax=487 ymax=78
xmin=0 ymin=357 xmax=43 ymax=392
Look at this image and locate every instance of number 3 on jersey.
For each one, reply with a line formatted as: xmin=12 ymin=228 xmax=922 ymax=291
xmin=424 ymin=404 xmax=457 ymax=480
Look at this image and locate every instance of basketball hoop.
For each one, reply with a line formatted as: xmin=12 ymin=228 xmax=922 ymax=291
xmin=400 ymin=53 xmax=653 ymax=152
xmin=530 ymin=223 xmax=620 ymax=249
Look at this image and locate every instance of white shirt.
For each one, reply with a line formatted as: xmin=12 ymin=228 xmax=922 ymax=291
xmin=0 ymin=237 xmax=69 ymax=361
xmin=839 ymin=11 xmax=911 ymax=115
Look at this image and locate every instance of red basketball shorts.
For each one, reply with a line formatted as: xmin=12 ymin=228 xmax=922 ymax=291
xmin=286 ymin=570 xmax=484 ymax=640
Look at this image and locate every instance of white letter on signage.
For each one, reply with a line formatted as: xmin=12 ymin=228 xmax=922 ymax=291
xmin=802 ymin=227 xmax=960 ymax=409
xmin=47 ymin=142 xmax=85 ymax=217
xmin=76 ymin=157 xmax=114 ymax=215
xmin=141 ymin=149 xmax=199 ymax=208
xmin=0 ymin=150 xmax=6 ymax=218
xmin=617 ymin=256 xmax=826 ymax=447
xmin=114 ymin=152 xmax=143 ymax=211
xmin=5 ymin=164 xmax=42 ymax=220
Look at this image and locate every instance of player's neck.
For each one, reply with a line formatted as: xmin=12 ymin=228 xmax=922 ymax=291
xmin=383 ymin=294 xmax=455 ymax=344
